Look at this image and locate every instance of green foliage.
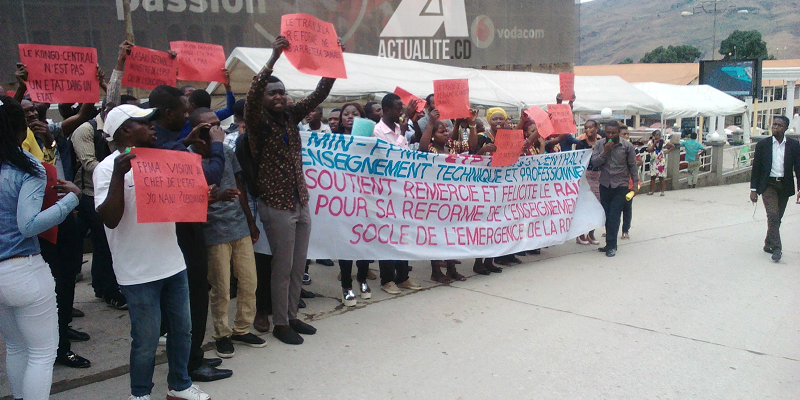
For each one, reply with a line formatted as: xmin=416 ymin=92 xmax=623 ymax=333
xmin=619 ymin=58 xmax=634 ymax=64
xmin=719 ymin=30 xmax=772 ymax=60
xmin=639 ymin=45 xmax=701 ymax=63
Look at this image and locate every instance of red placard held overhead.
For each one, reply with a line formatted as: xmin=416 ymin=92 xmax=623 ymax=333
xmin=129 ymin=148 xmax=209 ymax=224
xmin=394 ymin=86 xmax=426 ymax=113
xmin=559 ymin=72 xmax=575 ymax=101
xmin=170 ymin=41 xmax=226 ymax=82
xmin=433 ymin=79 xmax=471 ymax=119
xmin=18 ymin=44 xmax=98 ymax=103
xmin=280 ymin=14 xmax=347 ymax=79
xmin=491 ymin=129 xmax=525 ymax=167
xmin=524 ymin=106 xmax=557 ymax=139
xmin=121 ymin=46 xmax=177 ymax=90
xmin=547 ymin=104 xmax=578 ymax=134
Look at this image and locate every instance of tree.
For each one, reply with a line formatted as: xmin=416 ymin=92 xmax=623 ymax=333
xmin=619 ymin=58 xmax=634 ymax=64
xmin=640 ymin=45 xmax=701 ymax=63
xmin=719 ymin=30 xmax=773 ymax=60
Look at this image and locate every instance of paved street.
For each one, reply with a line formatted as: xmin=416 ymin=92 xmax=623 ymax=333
xmin=3 ymin=182 xmax=800 ymax=399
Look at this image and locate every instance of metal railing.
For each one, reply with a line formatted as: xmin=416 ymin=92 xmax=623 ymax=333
xmin=722 ymin=144 xmax=755 ymax=172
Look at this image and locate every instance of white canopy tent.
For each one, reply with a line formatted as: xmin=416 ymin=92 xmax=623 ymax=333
xmin=209 ymin=47 xmax=664 ymax=116
xmin=477 ymin=70 xmax=664 ymax=115
xmin=631 ymin=82 xmax=746 ymax=119
xmin=209 ymin=47 xmax=522 ymax=109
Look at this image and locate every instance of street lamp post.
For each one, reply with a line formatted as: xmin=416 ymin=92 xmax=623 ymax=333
xmin=681 ymin=0 xmax=738 ymax=60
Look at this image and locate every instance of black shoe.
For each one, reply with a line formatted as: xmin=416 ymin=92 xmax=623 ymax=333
xmin=606 ymin=248 xmax=616 ymax=257
xmin=104 ymin=292 xmax=128 ymax=310
xmin=65 ymin=327 xmax=90 ymax=342
xmin=71 ymin=308 xmax=85 ymax=318
xmin=300 ymin=288 xmax=316 ymax=299
xmin=484 ymin=261 xmax=503 ymax=273
xmin=772 ymin=250 xmax=782 ymax=262
xmin=316 ymin=259 xmax=335 ymax=266
xmin=273 ymin=325 xmax=304 ymax=345
xmin=55 ymin=351 xmax=91 ymax=368
xmin=204 ymin=358 xmax=223 ymax=368
xmin=215 ymin=337 xmax=235 ymax=358
xmin=302 ymin=272 xmax=312 ymax=285
xmin=289 ymin=319 xmax=317 ymax=335
xmin=494 ymin=257 xmax=511 ymax=266
xmin=298 ymin=299 xmax=306 ymax=309
xmin=189 ymin=365 xmax=233 ymax=382
xmin=598 ymin=246 xmax=609 ymax=252
xmin=530 ymin=249 xmax=542 ymax=255
xmin=764 ymin=246 xmax=774 ymax=254
xmin=507 ymin=255 xmax=522 ymax=265
xmin=231 ymin=332 xmax=268 ymax=348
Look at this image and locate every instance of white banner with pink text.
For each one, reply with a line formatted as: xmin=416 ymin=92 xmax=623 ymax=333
xmin=301 ymin=132 xmax=605 ymax=260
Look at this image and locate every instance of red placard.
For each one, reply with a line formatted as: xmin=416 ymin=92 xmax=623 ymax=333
xmin=121 ymin=46 xmax=177 ymax=90
xmin=170 ymin=41 xmax=226 ymax=83
xmin=547 ymin=104 xmax=577 ymax=134
xmin=433 ymin=79 xmax=471 ymax=119
xmin=559 ymin=72 xmax=575 ymax=101
xmin=524 ymin=106 xmax=557 ymax=139
xmin=280 ymin=14 xmax=347 ymax=79
xmin=491 ymin=129 xmax=525 ymax=167
xmin=129 ymin=148 xmax=208 ymax=223
xmin=18 ymin=44 xmax=98 ymax=104
xmin=394 ymin=86 xmax=426 ymax=113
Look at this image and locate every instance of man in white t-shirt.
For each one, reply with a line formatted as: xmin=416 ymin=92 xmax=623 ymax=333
xmin=94 ymin=105 xmax=211 ymax=400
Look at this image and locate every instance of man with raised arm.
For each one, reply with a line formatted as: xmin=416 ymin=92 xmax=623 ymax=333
xmin=244 ymin=35 xmax=339 ymax=345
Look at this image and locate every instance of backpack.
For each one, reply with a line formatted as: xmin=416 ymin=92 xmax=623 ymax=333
xmin=71 ymin=119 xmax=112 ymax=188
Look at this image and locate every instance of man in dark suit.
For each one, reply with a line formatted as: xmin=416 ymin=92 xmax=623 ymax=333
xmin=750 ymin=116 xmax=800 ymax=262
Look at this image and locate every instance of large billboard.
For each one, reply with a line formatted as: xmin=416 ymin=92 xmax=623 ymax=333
xmin=1 ymin=0 xmax=578 ymax=83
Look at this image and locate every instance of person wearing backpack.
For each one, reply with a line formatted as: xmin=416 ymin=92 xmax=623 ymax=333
xmin=71 ymin=104 xmax=128 ymax=311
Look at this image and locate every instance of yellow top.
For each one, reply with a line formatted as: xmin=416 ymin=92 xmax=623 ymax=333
xmin=21 ymin=128 xmax=44 ymax=162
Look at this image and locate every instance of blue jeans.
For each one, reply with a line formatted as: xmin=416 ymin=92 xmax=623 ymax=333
xmin=120 ymin=270 xmax=192 ymax=397
xmin=600 ymin=185 xmax=628 ymax=250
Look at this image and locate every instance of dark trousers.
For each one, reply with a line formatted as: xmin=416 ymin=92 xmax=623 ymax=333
xmin=39 ymin=213 xmax=82 ymax=356
xmin=175 ymin=222 xmax=209 ymax=372
xmin=600 ymin=185 xmax=628 ymax=250
xmin=339 ymin=260 xmax=370 ymax=289
xmin=379 ymin=260 xmax=409 ymax=286
xmin=76 ymin=194 xmax=118 ymax=297
xmin=762 ymin=181 xmax=789 ymax=251
xmin=255 ymin=253 xmax=273 ymax=314
xmin=622 ymin=197 xmax=633 ymax=233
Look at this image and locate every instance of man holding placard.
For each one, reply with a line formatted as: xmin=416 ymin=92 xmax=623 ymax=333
xmin=245 ymin=35 xmax=338 ymax=345
xmin=94 ymin=105 xmax=212 ymax=400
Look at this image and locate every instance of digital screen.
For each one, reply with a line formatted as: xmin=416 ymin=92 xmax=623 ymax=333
xmin=699 ymin=59 xmax=761 ymax=98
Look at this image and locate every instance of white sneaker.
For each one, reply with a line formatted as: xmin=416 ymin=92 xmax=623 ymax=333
xmin=167 ymin=384 xmax=210 ymax=400
xmin=158 ymin=333 xmax=167 ymax=346
xmin=129 ymin=395 xmax=151 ymax=400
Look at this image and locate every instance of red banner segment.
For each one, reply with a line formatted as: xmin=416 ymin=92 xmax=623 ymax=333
xmin=559 ymin=72 xmax=575 ymax=101
xmin=170 ymin=41 xmax=226 ymax=83
xmin=433 ymin=79 xmax=471 ymax=119
xmin=394 ymin=86 xmax=426 ymax=113
xmin=129 ymin=148 xmax=208 ymax=223
xmin=18 ymin=44 xmax=98 ymax=103
xmin=280 ymin=13 xmax=347 ymax=79
xmin=547 ymin=104 xmax=577 ymax=134
xmin=491 ymin=129 xmax=525 ymax=167
xmin=121 ymin=46 xmax=177 ymax=90
xmin=524 ymin=106 xmax=557 ymax=139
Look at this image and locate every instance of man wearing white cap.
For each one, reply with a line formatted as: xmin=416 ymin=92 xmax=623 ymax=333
xmin=93 ymin=104 xmax=212 ymax=400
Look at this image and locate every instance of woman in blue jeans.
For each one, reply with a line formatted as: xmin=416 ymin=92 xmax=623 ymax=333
xmin=0 ymin=96 xmax=81 ymax=400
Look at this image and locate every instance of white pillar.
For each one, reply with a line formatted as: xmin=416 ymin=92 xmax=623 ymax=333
xmin=786 ymin=80 xmax=797 ymax=118
xmin=743 ymin=96 xmax=753 ymax=142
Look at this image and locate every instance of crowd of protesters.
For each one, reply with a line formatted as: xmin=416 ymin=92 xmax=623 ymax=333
xmin=0 ymin=35 xmax=651 ymax=400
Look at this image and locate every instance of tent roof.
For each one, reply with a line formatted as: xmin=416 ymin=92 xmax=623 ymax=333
xmin=575 ymin=63 xmax=700 ymax=85
xmin=632 ymin=82 xmax=746 ymax=119
xmin=211 ymin=47 xmax=521 ymax=109
xmin=211 ymin=47 xmax=664 ymax=115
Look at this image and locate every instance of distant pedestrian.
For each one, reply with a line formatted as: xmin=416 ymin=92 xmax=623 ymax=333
xmin=681 ymin=132 xmax=705 ymax=188
xmin=646 ymin=130 xmax=674 ymax=196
